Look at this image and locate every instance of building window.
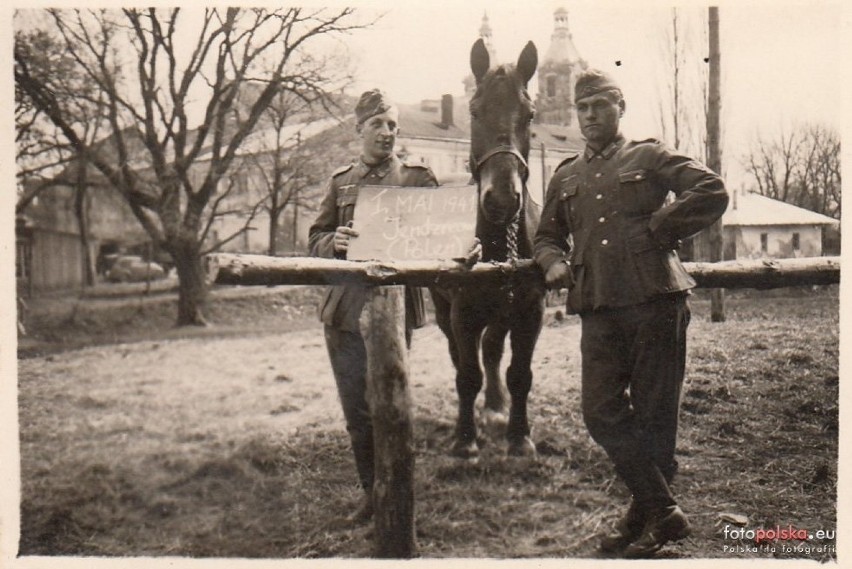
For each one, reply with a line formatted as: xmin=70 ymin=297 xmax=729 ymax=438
xmin=546 ymin=75 xmax=557 ymax=98
xmin=760 ymin=233 xmax=768 ymax=252
xmin=792 ymin=232 xmax=800 ymax=250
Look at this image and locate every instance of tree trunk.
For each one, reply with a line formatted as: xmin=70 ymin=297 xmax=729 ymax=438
xmin=292 ymin=199 xmax=299 ymax=253
xmin=268 ymin=204 xmax=279 ymax=256
xmin=172 ymin=242 xmax=209 ymax=326
xmin=74 ymin=157 xmax=96 ymax=287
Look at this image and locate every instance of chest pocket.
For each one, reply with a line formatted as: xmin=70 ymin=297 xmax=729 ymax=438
xmin=559 ymin=177 xmax=580 ymax=229
xmin=336 ymin=186 xmax=359 ymax=226
xmin=617 ymin=169 xmax=665 ymax=216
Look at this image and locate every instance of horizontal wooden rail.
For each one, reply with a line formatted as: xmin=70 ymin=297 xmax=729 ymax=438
xmin=684 ymin=256 xmax=840 ymax=289
xmin=208 ymin=254 xmax=840 ymax=290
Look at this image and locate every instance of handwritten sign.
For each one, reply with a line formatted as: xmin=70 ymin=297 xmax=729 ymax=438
xmin=347 ymin=185 xmax=478 ymax=261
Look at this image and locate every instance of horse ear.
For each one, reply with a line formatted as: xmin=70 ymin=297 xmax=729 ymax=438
xmin=517 ymin=41 xmax=538 ymax=85
xmin=470 ymin=38 xmax=490 ymax=84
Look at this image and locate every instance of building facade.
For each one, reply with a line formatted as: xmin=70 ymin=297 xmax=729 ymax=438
xmin=721 ymin=190 xmax=839 ymax=260
xmin=535 ymin=7 xmax=588 ymax=127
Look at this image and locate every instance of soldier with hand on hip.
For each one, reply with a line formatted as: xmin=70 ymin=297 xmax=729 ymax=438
xmin=534 ymin=70 xmax=729 ymax=558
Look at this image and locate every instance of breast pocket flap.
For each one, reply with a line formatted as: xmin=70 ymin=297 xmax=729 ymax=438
xmin=618 ymin=169 xmax=648 ymax=183
xmin=560 ymin=177 xmax=579 ymax=200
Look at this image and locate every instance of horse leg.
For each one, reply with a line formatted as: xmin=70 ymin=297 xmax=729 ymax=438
xmin=451 ymin=300 xmax=488 ymax=460
xmin=505 ymin=303 xmax=544 ymax=457
xmin=481 ymin=323 xmax=509 ymax=435
xmin=430 ymin=287 xmax=459 ymax=368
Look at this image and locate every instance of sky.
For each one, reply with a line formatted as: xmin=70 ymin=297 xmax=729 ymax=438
xmin=343 ymin=0 xmax=846 ymax=188
xmin=7 ymin=0 xmax=846 ymax=189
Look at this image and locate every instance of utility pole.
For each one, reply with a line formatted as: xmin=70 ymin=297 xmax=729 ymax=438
xmin=705 ymin=6 xmax=726 ymax=321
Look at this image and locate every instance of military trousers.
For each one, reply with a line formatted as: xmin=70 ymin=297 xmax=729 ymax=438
xmin=579 ymin=293 xmax=690 ymax=513
xmin=324 ymin=325 xmax=373 ymax=492
xmin=323 ymin=321 xmax=415 ymax=493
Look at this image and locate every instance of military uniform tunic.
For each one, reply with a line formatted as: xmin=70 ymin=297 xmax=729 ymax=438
xmin=534 ymin=134 xmax=728 ymax=315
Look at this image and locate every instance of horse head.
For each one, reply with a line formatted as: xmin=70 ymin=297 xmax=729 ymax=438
xmin=469 ymin=39 xmax=537 ymax=229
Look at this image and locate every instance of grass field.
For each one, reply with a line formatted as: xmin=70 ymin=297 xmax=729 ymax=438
xmin=15 ymin=285 xmax=838 ymax=560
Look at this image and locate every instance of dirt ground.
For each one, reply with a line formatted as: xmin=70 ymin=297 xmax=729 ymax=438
xmin=14 ymin=284 xmax=839 ymax=561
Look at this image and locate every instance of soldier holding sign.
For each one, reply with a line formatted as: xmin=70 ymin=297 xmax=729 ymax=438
xmin=307 ymin=89 xmax=438 ymax=523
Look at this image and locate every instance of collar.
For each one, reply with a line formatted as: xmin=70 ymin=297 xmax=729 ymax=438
xmin=357 ymin=154 xmax=398 ymax=179
xmin=584 ymin=134 xmax=625 ymax=161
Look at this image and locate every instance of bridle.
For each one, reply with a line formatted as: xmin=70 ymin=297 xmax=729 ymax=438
xmin=469 ymin=143 xmax=528 ymax=268
xmin=470 ymin=144 xmax=530 ymax=184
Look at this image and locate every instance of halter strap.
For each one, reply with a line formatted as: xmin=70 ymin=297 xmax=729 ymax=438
xmin=471 ymin=145 xmax=529 ymax=182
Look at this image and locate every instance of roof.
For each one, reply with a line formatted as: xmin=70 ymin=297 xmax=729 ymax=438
xmin=396 ymin=97 xmax=584 ymax=152
xmin=723 ymin=191 xmax=839 ymax=227
xmin=234 ymin=116 xmax=343 ymax=157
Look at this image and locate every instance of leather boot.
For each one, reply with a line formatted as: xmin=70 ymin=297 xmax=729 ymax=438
xmin=600 ymin=500 xmax=645 ymax=553
xmin=623 ymin=504 xmax=691 ymax=558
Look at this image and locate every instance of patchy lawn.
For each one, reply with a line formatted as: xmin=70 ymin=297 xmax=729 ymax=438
xmin=16 ymin=286 xmax=838 ymax=560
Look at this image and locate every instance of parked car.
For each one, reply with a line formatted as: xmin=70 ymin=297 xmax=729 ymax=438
xmin=105 ymin=255 xmax=167 ymax=283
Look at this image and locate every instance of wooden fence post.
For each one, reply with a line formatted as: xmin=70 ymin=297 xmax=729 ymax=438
xmin=364 ymin=285 xmax=415 ymax=558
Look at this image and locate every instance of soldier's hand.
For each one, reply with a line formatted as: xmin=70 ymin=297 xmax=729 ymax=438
xmin=544 ymin=260 xmax=574 ymax=289
xmin=462 ymin=238 xmax=482 ymax=268
xmin=333 ymin=223 xmax=359 ymax=253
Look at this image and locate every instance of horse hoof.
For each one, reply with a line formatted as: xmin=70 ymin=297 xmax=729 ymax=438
xmin=451 ymin=438 xmax=480 ymax=460
xmin=507 ymin=436 xmax=537 ymax=458
xmin=482 ymin=408 xmax=508 ymax=437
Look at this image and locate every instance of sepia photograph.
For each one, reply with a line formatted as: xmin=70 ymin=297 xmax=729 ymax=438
xmin=3 ymin=0 xmax=845 ymax=566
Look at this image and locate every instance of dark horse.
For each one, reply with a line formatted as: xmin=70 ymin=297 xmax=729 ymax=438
xmin=432 ymin=39 xmax=545 ymax=459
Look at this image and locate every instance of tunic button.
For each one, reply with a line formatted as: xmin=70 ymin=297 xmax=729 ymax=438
xmin=635 ymin=174 xmax=642 ymax=180
xmin=596 ymin=194 xmax=603 ymax=200
xmin=601 ymin=239 xmax=609 ymax=245
xmin=595 ymin=172 xmax=602 ymax=178
xmin=599 ymin=216 xmax=606 ymax=223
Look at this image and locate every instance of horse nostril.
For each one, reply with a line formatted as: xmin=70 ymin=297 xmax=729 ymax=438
xmin=482 ymin=191 xmax=495 ymax=211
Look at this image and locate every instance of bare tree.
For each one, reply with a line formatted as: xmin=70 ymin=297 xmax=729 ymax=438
xmin=15 ymin=8 xmax=369 ymax=325
xmin=15 ymin=25 xmax=111 ymax=286
xmin=656 ymin=7 xmax=708 ymax=158
xmin=231 ymin=89 xmax=356 ymax=256
xmin=743 ymin=123 xmax=840 ymax=219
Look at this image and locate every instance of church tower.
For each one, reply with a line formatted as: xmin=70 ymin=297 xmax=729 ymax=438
xmin=535 ymin=7 xmax=587 ymax=126
xmin=464 ymin=12 xmax=498 ymax=97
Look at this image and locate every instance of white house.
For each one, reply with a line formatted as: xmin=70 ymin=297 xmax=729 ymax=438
xmin=722 ymin=190 xmax=839 ymax=259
